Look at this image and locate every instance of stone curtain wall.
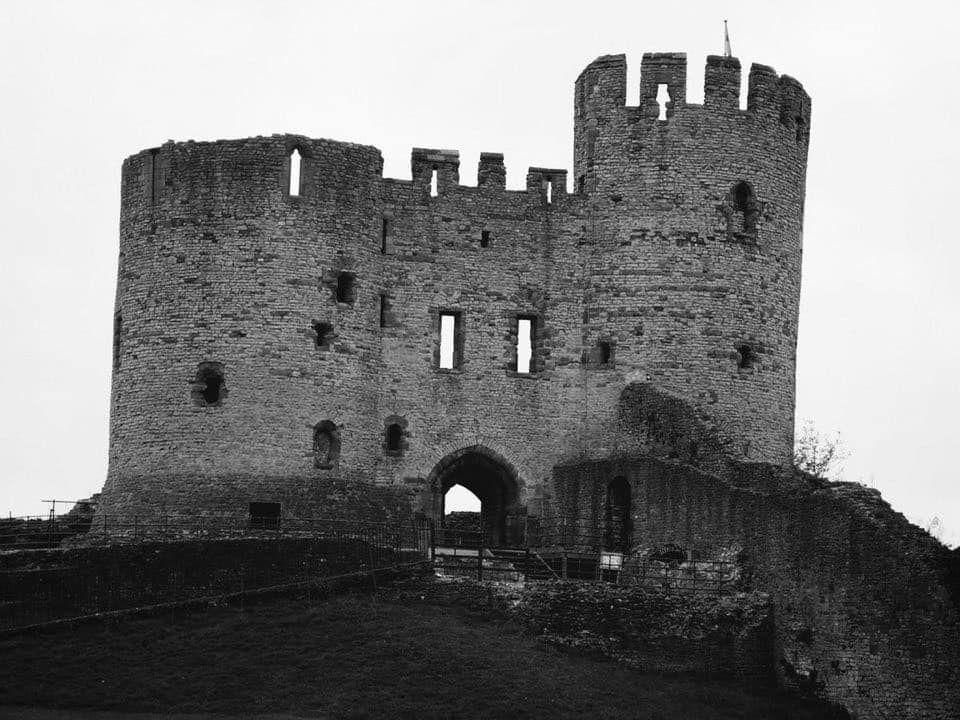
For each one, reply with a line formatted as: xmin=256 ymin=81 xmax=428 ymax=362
xmin=102 ymin=52 xmax=809 ymax=520
xmin=0 ymin=537 xmax=407 ymax=629
xmin=552 ymin=458 xmax=960 ymax=719
xmin=387 ymin=576 xmax=775 ymax=683
xmin=515 ymin=582 xmax=774 ymax=683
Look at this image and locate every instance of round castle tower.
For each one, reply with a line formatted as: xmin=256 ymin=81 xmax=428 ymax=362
xmin=574 ymin=53 xmax=810 ymax=463
xmin=101 ymin=52 xmax=810 ymax=533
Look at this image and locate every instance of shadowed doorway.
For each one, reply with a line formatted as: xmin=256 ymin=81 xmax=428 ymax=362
xmin=429 ymin=446 xmax=521 ymax=546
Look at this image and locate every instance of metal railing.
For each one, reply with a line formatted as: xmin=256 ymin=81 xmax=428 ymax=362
xmin=432 ymin=519 xmax=739 ymax=593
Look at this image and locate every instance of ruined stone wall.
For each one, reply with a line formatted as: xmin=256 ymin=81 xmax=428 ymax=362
xmin=552 ymin=457 xmax=960 ymax=719
xmin=101 ymin=52 xmax=809 ymax=519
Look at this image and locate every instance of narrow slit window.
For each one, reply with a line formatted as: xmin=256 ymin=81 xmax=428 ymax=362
xmin=545 ymin=179 xmax=553 ymax=204
xmin=379 ymin=295 xmax=388 ymax=328
xmin=149 ymin=148 xmax=160 ymax=204
xmin=289 ymin=149 xmax=302 ymax=197
xmin=381 ymin=218 xmax=389 ymax=253
xmin=430 ymin=168 xmax=438 ymax=198
xmin=112 ymin=312 xmax=122 ymax=370
xmin=480 ymin=230 xmax=490 ymax=248
xmin=439 ymin=313 xmax=457 ymax=369
xmin=516 ymin=316 xmax=534 ymax=374
xmin=656 ymin=84 xmax=669 ymax=120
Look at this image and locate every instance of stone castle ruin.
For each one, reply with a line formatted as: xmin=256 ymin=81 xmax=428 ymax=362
xmin=98 ymin=53 xmax=959 ymax=718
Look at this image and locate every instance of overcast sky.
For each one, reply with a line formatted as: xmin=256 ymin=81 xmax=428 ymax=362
xmin=1 ymin=0 xmax=957 ymax=545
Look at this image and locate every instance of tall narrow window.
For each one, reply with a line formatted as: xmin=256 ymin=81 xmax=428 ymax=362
xmin=480 ymin=230 xmax=491 ymax=248
xmin=729 ymin=181 xmax=758 ymax=238
xmin=313 ymin=421 xmax=340 ymax=468
xmin=438 ymin=311 xmax=462 ymax=369
xmin=430 ymin=168 xmax=438 ymax=198
xmin=381 ymin=217 xmax=390 ymax=253
xmin=149 ymin=148 xmax=160 ymax=204
xmin=336 ymin=272 xmax=356 ymax=304
xmin=112 ymin=313 xmax=122 ymax=371
xmin=604 ymin=476 xmax=632 ymax=552
xmin=516 ymin=316 xmax=535 ymax=374
xmin=289 ymin=149 xmax=302 ymax=197
xmin=379 ymin=294 xmax=389 ymax=328
xmin=386 ymin=424 xmax=403 ymax=454
xmin=545 ymin=179 xmax=553 ymax=204
xmin=598 ymin=341 xmax=612 ymax=365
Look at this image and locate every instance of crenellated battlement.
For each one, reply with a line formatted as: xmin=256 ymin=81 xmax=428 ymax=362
xmin=121 ymin=137 xmax=579 ymax=216
xmin=573 ymin=52 xmax=810 ymax=198
xmin=574 ymin=52 xmax=810 ymax=123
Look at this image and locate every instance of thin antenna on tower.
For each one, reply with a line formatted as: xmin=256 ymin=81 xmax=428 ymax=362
xmin=724 ymin=20 xmax=732 ymax=57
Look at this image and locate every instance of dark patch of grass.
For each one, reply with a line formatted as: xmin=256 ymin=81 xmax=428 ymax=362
xmin=0 ymin=593 xmax=844 ymax=719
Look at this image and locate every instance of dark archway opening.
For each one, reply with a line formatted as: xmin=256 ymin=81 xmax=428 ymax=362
xmin=431 ymin=448 xmax=520 ymax=547
xmin=604 ymin=476 xmax=633 ymax=552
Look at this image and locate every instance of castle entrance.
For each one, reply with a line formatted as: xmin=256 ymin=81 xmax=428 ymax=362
xmin=429 ymin=446 xmax=521 ymax=547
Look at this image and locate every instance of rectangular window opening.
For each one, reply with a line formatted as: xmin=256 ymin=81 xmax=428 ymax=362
xmin=289 ymin=149 xmax=302 ymax=197
xmin=517 ymin=316 xmax=535 ymax=374
xmin=336 ymin=272 xmax=356 ymax=304
xmin=379 ymin=294 xmax=388 ymax=328
xmin=149 ymin=148 xmax=160 ymax=204
xmin=430 ymin=168 xmax=439 ymax=198
xmin=381 ymin=218 xmax=389 ymax=253
xmin=599 ymin=341 xmax=612 ymax=364
xmin=249 ymin=502 xmax=281 ymax=530
xmin=546 ymin=180 xmax=553 ymax=204
xmin=439 ymin=312 xmax=461 ymax=369
xmin=480 ymin=230 xmax=490 ymax=248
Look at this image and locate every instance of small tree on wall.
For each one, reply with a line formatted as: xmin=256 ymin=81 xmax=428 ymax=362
xmin=793 ymin=420 xmax=850 ymax=480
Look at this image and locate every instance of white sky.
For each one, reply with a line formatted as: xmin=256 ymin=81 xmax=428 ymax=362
xmin=1 ymin=1 xmax=957 ymax=545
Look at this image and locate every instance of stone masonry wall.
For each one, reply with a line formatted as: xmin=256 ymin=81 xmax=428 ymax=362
xmin=552 ymin=456 xmax=960 ymax=719
xmin=387 ymin=576 xmax=776 ymax=684
xmin=101 ymin=52 xmax=809 ymax=520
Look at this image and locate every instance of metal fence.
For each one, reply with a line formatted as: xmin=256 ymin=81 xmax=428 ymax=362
xmin=432 ymin=520 xmax=739 ymax=593
xmin=0 ymin=509 xmax=739 ymax=633
xmin=0 ymin=515 xmax=432 ymax=631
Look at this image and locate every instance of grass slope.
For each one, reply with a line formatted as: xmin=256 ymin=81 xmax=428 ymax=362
xmin=1 ymin=593 xmax=843 ymax=719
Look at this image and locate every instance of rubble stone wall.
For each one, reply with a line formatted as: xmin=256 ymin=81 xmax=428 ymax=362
xmin=553 ymin=457 xmax=960 ymax=719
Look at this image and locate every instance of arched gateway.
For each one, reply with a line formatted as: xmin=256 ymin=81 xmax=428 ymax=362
xmin=427 ymin=445 xmax=522 ymax=546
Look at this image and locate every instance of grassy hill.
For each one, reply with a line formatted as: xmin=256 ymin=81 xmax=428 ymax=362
xmin=0 ymin=587 xmax=847 ymax=719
